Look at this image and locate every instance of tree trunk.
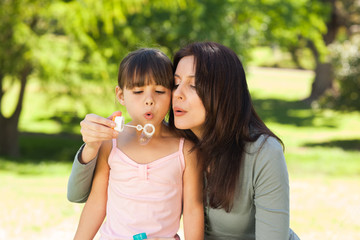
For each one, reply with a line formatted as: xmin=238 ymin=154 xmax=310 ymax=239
xmin=305 ymin=62 xmax=334 ymax=102
xmin=0 ymin=116 xmax=20 ymax=157
xmin=305 ymin=0 xmax=340 ymax=103
xmin=0 ymin=64 xmax=31 ymax=157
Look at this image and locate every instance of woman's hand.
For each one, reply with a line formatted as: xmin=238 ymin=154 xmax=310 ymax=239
xmin=80 ymin=111 xmax=122 ymax=163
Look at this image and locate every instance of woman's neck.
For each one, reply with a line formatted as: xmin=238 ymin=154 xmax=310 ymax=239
xmin=191 ymin=127 xmax=204 ymax=140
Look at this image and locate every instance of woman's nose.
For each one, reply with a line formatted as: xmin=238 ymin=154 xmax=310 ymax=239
xmin=173 ymin=87 xmax=184 ymax=100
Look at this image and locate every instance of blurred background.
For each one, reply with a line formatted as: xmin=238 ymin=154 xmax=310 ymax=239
xmin=0 ymin=0 xmax=359 ymax=239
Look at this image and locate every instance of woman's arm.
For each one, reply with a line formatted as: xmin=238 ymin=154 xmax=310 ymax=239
xmin=67 ymin=144 xmax=98 ymax=202
xmin=67 ymin=112 xmax=121 ymax=203
xmin=182 ymin=140 xmax=204 ymax=240
xmin=253 ymin=137 xmax=290 ymax=240
xmin=73 ymin=140 xmax=112 ymax=240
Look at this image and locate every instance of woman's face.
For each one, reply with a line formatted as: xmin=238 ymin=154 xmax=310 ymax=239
xmin=172 ymin=55 xmax=206 ymax=138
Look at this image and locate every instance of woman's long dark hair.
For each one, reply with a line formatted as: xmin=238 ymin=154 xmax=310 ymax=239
xmin=170 ymin=42 xmax=283 ymax=212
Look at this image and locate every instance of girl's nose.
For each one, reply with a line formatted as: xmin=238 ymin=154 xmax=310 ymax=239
xmin=145 ymin=96 xmax=154 ymax=106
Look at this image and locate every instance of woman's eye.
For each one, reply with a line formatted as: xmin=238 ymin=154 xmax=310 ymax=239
xmin=173 ymin=84 xmax=179 ymax=89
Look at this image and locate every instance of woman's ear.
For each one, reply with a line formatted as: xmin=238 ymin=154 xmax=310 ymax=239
xmin=115 ymin=86 xmax=125 ymax=105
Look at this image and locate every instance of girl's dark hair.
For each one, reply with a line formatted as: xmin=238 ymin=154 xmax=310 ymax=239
xmin=170 ymin=42 xmax=283 ymax=212
xmin=118 ymin=48 xmax=174 ymax=89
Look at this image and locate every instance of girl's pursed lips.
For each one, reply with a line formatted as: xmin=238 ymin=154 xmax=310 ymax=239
xmin=144 ymin=112 xmax=153 ymax=120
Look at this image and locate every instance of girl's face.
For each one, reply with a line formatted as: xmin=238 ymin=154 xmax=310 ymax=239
xmin=116 ymin=82 xmax=171 ymax=128
xmin=173 ymin=55 xmax=206 ymax=138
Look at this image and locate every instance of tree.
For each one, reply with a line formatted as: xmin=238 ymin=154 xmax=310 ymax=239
xmin=301 ymin=0 xmax=359 ymax=103
xmin=0 ymin=0 xmax=194 ymax=157
xmin=305 ymin=0 xmax=342 ymax=102
xmin=3 ymin=0 xmax=353 ymax=157
xmin=0 ymin=0 xmax=130 ymax=157
xmin=0 ymin=0 xmax=41 ymax=157
xmin=236 ymin=0 xmax=359 ymax=105
xmin=325 ymin=35 xmax=360 ymax=110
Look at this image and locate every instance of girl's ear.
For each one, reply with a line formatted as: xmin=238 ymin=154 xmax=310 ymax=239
xmin=115 ymin=86 xmax=125 ymax=105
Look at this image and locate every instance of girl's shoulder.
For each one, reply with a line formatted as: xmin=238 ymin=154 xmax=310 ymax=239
xmin=182 ymin=138 xmax=195 ymax=153
xmin=182 ymin=138 xmax=198 ymax=167
xmin=101 ymin=139 xmax=113 ymax=150
xmin=99 ymin=140 xmax=113 ymax=159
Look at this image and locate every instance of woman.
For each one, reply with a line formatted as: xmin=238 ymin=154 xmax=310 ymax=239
xmin=68 ymin=42 xmax=300 ymax=240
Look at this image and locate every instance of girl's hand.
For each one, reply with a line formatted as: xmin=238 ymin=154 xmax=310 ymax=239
xmin=79 ymin=111 xmax=122 ymax=163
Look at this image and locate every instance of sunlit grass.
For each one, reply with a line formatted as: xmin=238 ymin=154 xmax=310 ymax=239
xmin=0 ymin=173 xmax=81 ymax=239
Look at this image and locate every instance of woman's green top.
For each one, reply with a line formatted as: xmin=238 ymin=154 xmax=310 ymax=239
xmin=67 ymin=135 xmax=300 ymax=240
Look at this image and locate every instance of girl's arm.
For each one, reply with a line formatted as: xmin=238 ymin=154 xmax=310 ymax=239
xmin=73 ymin=140 xmax=112 ymax=240
xmin=182 ymin=140 xmax=204 ymax=240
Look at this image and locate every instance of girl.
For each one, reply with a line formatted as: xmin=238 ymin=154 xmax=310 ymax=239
xmin=73 ymin=48 xmax=204 ymax=240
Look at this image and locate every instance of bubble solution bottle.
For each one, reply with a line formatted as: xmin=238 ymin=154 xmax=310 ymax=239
xmin=133 ymin=232 xmax=147 ymax=240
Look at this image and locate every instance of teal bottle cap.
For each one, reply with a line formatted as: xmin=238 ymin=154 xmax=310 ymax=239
xmin=133 ymin=232 xmax=147 ymax=240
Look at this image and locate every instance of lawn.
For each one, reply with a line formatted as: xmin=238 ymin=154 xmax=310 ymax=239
xmin=1 ymin=66 xmax=359 ymax=239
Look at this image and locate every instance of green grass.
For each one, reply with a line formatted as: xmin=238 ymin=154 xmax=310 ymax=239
xmin=1 ymin=66 xmax=360 ymax=239
xmin=0 ymin=172 xmax=81 ymax=239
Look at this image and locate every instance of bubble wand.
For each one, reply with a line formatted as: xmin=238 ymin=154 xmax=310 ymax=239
xmin=112 ymin=116 xmax=155 ymax=145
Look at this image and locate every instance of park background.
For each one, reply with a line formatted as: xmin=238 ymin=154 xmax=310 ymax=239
xmin=1 ymin=0 xmax=359 ymax=239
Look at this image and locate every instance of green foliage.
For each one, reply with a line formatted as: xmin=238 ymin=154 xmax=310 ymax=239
xmin=3 ymin=0 xmax=357 ymax=157
xmin=322 ymin=36 xmax=360 ymax=111
xmin=0 ymin=0 xmax=334 ymax=118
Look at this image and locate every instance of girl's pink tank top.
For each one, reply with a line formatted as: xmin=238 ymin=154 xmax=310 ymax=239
xmin=100 ymin=138 xmax=185 ymax=240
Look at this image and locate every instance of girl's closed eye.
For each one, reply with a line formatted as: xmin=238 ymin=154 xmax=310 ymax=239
xmin=154 ymin=85 xmax=168 ymax=94
xmin=131 ymin=87 xmax=144 ymax=94
xmin=156 ymin=90 xmax=166 ymax=94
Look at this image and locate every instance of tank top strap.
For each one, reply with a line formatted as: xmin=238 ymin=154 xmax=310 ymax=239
xmin=112 ymin=138 xmax=117 ymax=148
xmin=178 ymin=138 xmax=185 ymax=170
xmin=108 ymin=138 xmax=117 ymax=165
xmin=178 ymin=138 xmax=185 ymax=153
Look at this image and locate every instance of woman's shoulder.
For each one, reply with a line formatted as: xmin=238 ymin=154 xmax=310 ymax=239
xmin=247 ymin=134 xmax=283 ymax=154
xmin=246 ymin=135 xmax=289 ymax=188
xmin=245 ymin=135 xmax=286 ymax=172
